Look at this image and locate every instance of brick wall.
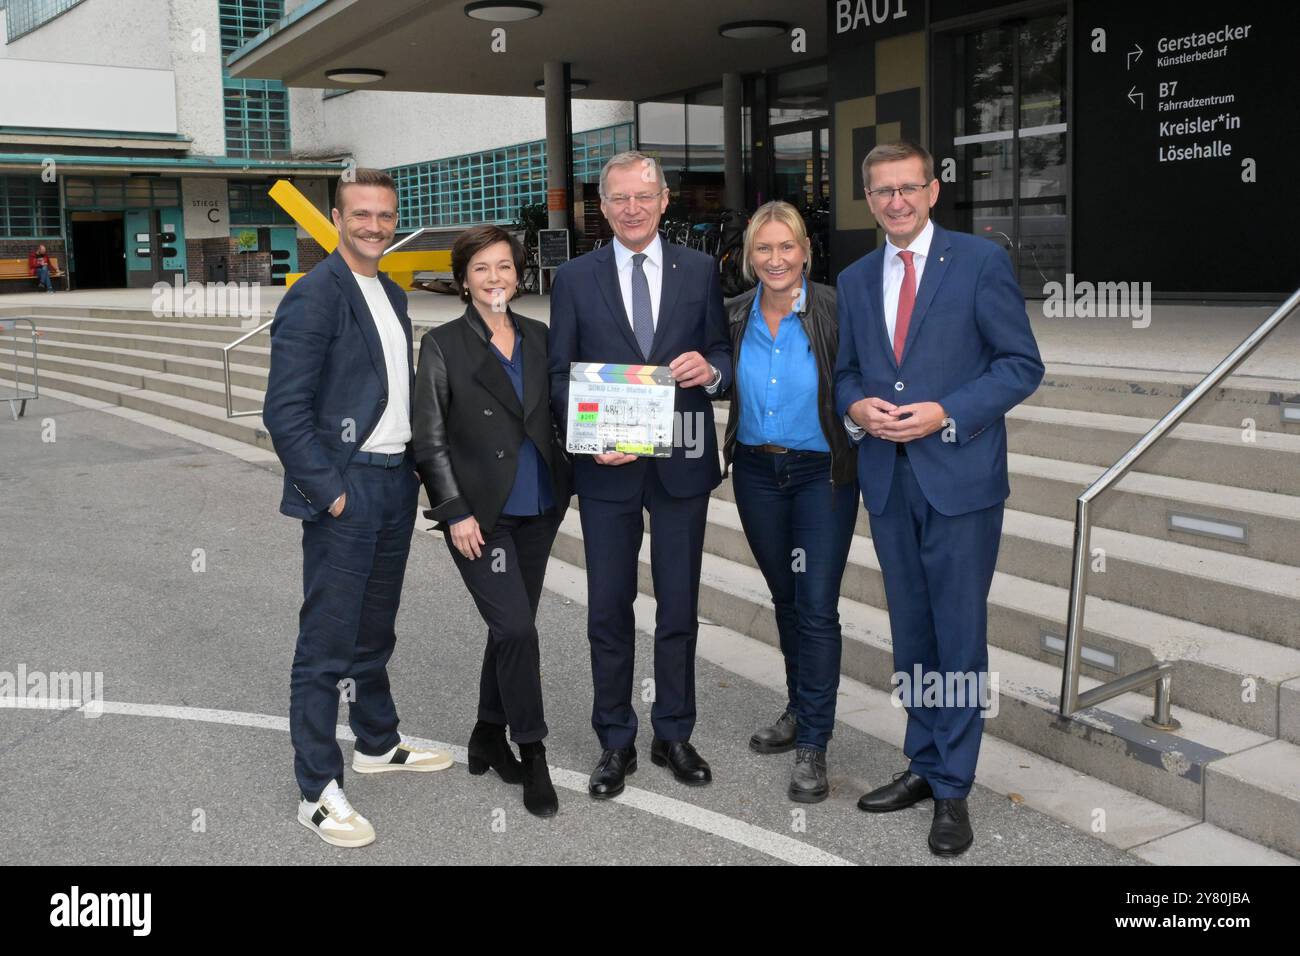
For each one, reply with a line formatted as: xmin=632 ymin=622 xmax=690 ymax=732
xmin=185 ymin=238 xmax=272 ymax=284
xmin=297 ymin=238 xmax=327 ymax=274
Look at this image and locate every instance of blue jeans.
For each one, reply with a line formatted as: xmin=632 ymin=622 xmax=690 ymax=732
xmin=36 ymin=265 xmax=52 ymax=291
xmin=290 ymin=460 xmax=418 ymax=801
xmin=731 ymin=445 xmax=857 ymax=750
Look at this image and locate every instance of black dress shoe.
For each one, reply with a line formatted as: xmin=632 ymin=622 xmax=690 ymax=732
xmin=466 ymin=719 xmax=523 ymax=784
xmin=788 ymin=747 xmax=828 ymax=803
xmin=928 ymin=798 xmax=974 ymax=856
xmin=518 ymin=742 xmax=558 ymax=818
xmin=650 ymin=739 xmax=712 ymax=786
xmin=856 ymin=769 xmax=933 ymax=812
xmin=588 ymin=746 xmax=636 ymax=799
xmin=750 ymin=709 xmax=797 ymax=754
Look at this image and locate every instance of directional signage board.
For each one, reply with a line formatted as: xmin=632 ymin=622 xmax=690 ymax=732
xmin=1073 ymin=1 xmax=1300 ymax=295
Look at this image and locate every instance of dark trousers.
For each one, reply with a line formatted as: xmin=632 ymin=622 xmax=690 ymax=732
xmin=731 ymin=446 xmax=857 ymax=750
xmin=867 ymin=455 xmax=1003 ymax=800
xmin=446 ymin=509 xmax=561 ymax=744
xmin=578 ymin=466 xmax=709 ymax=750
xmin=290 ymin=460 xmax=418 ymax=801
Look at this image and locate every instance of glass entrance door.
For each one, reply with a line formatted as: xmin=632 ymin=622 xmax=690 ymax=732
xmin=933 ymin=9 xmax=1068 ymax=293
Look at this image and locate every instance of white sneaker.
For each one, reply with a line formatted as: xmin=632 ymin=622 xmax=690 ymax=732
xmin=297 ymin=780 xmax=375 ymax=848
xmin=352 ymin=740 xmax=453 ymax=774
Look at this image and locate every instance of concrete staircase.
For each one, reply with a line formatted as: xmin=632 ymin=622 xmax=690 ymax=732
xmin=4 ymin=302 xmax=1299 ymax=857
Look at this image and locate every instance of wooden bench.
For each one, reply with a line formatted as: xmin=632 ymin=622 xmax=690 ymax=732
xmin=0 ymin=256 xmax=68 ymax=290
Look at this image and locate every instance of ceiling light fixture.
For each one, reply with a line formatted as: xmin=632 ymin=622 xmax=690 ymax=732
xmin=325 ymin=68 xmax=386 ymax=84
xmin=465 ymin=2 xmax=543 ymax=22
xmin=718 ymin=20 xmax=787 ymax=40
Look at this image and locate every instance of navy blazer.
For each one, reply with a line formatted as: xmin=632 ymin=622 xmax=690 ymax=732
xmin=263 ymin=249 xmax=414 ymax=520
xmin=547 ymin=241 xmax=732 ymax=502
xmin=834 ymin=223 xmax=1044 ymax=517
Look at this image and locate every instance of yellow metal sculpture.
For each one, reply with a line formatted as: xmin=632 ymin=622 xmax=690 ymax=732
xmin=268 ymin=179 xmax=451 ymax=290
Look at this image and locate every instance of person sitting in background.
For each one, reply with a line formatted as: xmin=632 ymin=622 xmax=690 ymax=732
xmin=28 ymin=245 xmax=54 ymax=293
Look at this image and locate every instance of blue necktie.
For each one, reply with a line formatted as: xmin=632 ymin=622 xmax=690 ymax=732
xmin=631 ymin=253 xmax=654 ymax=359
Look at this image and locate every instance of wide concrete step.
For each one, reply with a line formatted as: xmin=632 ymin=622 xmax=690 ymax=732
xmin=552 ymin=505 xmax=1300 ymax=858
xmin=2 ymin=367 xmax=273 ymax=452
xmin=22 ymin=316 xmax=429 ymax=370
xmin=23 ymin=313 xmax=268 ymax=343
xmin=1030 ymin=363 xmax=1300 ymax=433
xmin=1004 ymin=451 xmax=1300 ymax=568
xmin=697 ymin=493 xmax=1300 ymax=738
xmin=15 ymin=304 xmax=270 ymax=328
xmin=21 ymin=338 xmax=269 ymax=391
xmin=710 ymin=484 xmax=1300 ymax=651
xmin=13 ymin=324 xmax=271 ymax=367
xmin=709 ymin=447 xmax=1300 ymax=569
xmin=1007 ymin=404 xmax=1300 ymax=495
xmin=9 ymin=352 xmax=265 ymax=415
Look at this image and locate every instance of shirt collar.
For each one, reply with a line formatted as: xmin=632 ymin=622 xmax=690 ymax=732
xmin=613 ymin=233 xmax=663 ymax=272
xmin=885 ymin=217 xmax=934 ymax=266
xmin=750 ymin=277 xmax=808 ymax=323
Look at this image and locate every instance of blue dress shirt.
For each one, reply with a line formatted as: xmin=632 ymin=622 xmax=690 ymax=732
xmin=736 ymin=280 xmax=828 ymax=451
xmin=492 ymin=337 xmax=555 ymax=517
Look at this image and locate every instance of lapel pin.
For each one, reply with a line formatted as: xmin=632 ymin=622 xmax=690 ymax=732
xmin=939 ymin=256 xmax=945 ymax=262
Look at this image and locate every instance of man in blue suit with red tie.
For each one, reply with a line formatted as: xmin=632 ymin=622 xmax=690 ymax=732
xmin=549 ymin=151 xmax=732 ymax=798
xmin=835 ymin=142 xmax=1043 ymax=856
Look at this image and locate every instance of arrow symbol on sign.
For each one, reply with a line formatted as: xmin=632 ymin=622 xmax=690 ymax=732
xmin=1127 ymin=42 xmax=1143 ymax=69
xmin=1128 ymin=86 xmax=1144 ymax=110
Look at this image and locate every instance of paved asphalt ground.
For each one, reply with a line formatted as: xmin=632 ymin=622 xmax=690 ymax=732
xmin=0 ymin=397 xmax=1136 ymax=865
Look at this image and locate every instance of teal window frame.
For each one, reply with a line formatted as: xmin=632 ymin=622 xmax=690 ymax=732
xmin=0 ymin=175 xmax=61 ymax=238
xmin=219 ymin=1 xmax=291 ymax=160
xmin=389 ymin=123 xmax=632 ymax=229
xmin=4 ymin=0 xmax=89 ymax=43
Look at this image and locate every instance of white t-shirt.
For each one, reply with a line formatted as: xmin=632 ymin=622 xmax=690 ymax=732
xmin=351 ymin=271 xmax=411 ymax=454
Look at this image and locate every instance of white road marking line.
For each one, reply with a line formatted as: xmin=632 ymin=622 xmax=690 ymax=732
xmin=2 ymin=697 xmax=853 ymax=866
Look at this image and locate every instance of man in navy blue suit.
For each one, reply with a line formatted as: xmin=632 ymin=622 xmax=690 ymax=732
xmin=263 ymin=169 xmax=452 ymax=849
xmin=835 ymin=142 xmax=1043 ymax=856
xmin=549 ymin=151 xmax=732 ymax=798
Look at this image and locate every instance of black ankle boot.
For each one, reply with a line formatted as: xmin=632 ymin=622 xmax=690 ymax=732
xmin=517 ymin=741 xmax=558 ymax=818
xmin=466 ymin=720 xmax=523 ymax=784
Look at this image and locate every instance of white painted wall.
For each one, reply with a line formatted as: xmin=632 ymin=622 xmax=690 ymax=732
xmin=298 ymin=89 xmax=633 ymax=169
xmin=0 ymin=58 xmax=178 ymax=133
xmin=0 ymin=0 xmax=225 ymax=154
xmin=0 ymin=0 xmax=169 ymax=66
xmin=167 ymin=0 xmax=226 ymax=157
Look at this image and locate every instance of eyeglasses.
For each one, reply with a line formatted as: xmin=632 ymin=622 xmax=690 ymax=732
xmin=865 ymin=182 xmax=932 ymax=201
xmin=603 ymin=189 xmax=667 ymax=208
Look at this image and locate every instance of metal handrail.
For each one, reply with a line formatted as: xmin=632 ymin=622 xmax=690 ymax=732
xmin=222 ymin=318 xmax=272 ymax=419
xmin=1059 ymin=286 xmax=1300 ymax=729
xmin=220 ymin=232 xmax=428 ymax=419
xmin=2 ymin=317 xmax=40 ymax=420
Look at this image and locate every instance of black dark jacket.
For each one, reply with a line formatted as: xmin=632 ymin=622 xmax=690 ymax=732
xmin=413 ymin=304 xmax=572 ymax=533
xmin=721 ymin=280 xmax=856 ymax=487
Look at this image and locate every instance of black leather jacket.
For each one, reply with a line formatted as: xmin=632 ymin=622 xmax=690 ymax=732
xmin=412 ymin=304 xmax=571 ymax=533
xmin=721 ymin=280 xmax=856 ymax=487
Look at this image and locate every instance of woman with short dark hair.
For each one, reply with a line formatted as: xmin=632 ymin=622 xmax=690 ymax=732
xmin=412 ymin=224 xmax=571 ymax=817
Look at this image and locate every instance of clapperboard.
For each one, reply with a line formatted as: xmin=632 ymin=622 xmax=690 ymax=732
xmin=565 ymin=362 xmax=677 ymax=457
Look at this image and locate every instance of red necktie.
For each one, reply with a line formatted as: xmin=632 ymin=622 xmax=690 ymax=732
xmin=893 ymin=250 xmax=916 ymax=364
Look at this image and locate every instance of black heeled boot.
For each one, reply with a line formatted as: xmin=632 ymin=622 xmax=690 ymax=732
xmin=466 ymin=720 xmax=523 ymax=784
xmin=518 ymin=741 xmax=558 ymax=818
